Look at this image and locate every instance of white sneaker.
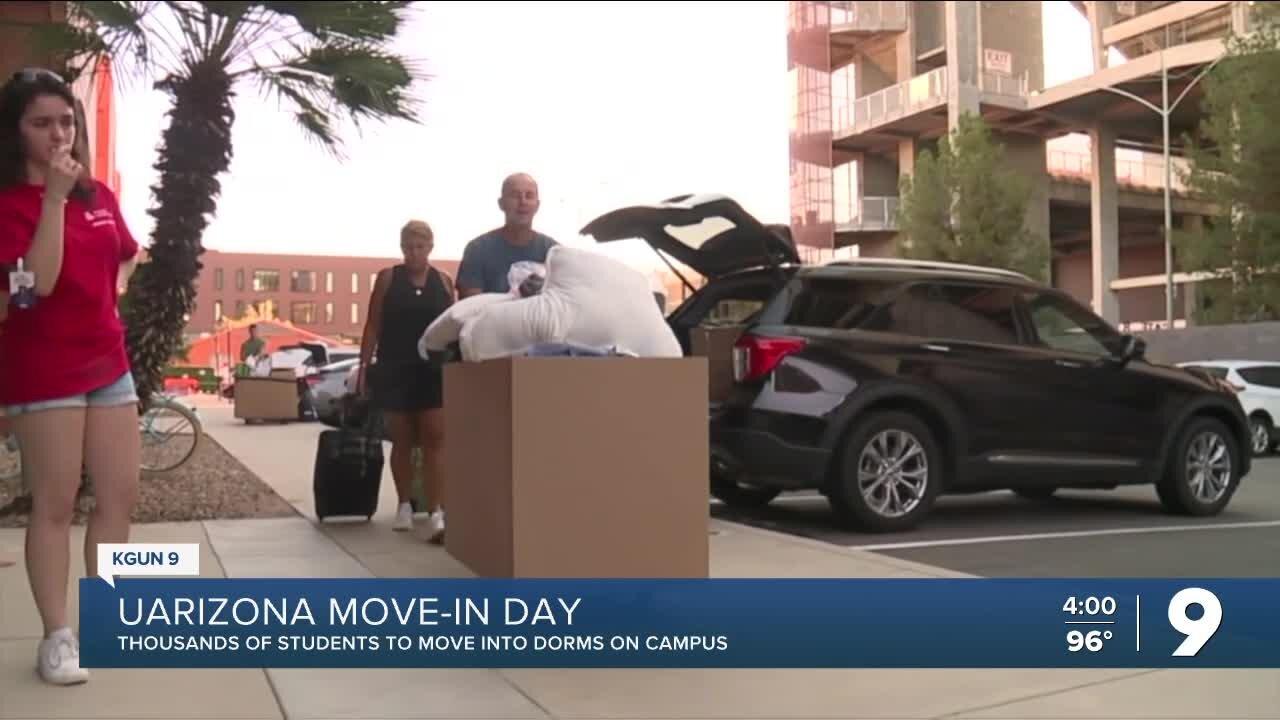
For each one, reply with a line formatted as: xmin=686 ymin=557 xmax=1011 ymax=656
xmin=393 ymin=502 xmax=414 ymax=532
xmin=37 ymin=628 xmax=89 ymax=685
xmin=426 ymin=510 xmax=445 ymax=545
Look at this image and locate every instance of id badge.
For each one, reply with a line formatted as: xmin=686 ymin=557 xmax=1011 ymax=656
xmin=9 ymin=259 xmax=35 ymax=310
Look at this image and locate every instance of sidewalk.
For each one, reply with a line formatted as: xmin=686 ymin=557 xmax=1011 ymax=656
xmin=0 ymin=407 xmax=1275 ymax=719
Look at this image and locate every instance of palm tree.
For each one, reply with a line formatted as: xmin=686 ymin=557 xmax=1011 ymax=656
xmin=31 ymin=1 xmax=422 ymax=406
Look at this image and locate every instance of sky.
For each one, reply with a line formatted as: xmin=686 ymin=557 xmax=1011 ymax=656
xmin=107 ymin=1 xmax=1098 ymax=266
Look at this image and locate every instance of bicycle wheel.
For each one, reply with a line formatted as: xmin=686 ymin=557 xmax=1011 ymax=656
xmin=0 ymin=433 xmax=21 ymax=484
xmin=139 ymin=398 xmax=202 ymax=473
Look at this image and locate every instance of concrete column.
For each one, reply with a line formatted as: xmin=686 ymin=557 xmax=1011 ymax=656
xmin=1090 ymin=124 xmax=1120 ymax=322
xmin=1086 ymin=1 xmax=1114 ymax=72
xmin=945 ymin=0 xmax=981 ymax=130
xmin=1181 ymin=214 xmax=1205 ymax=323
xmin=1232 ymin=1 xmax=1251 ymax=34
xmin=1000 ymin=132 xmax=1050 ymax=271
xmin=898 ymin=139 xmax=916 ymax=179
xmin=895 ymin=4 xmax=916 ymax=80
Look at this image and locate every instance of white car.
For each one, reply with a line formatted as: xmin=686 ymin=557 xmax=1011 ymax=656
xmin=1178 ymin=360 xmax=1280 ymax=456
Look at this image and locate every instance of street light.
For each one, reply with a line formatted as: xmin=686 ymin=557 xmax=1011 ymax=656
xmin=1097 ymin=45 xmax=1224 ymax=326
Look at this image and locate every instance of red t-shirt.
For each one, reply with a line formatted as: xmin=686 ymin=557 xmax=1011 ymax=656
xmin=0 ymin=180 xmax=139 ymax=405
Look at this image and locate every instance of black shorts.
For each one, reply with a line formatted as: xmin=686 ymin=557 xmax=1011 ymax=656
xmin=369 ymin=362 xmax=443 ymax=413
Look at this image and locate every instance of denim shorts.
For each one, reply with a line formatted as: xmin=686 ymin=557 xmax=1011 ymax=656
xmin=3 ymin=371 xmax=138 ymax=417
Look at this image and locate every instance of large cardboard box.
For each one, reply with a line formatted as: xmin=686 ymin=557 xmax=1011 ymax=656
xmin=691 ymin=325 xmax=746 ymax=402
xmin=443 ymin=356 xmax=709 ymax=578
xmin=233 ymin=376 xmax=298 ymax=421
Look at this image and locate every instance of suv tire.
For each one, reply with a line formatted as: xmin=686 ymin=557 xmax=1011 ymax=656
xmin=828 ymin=411 xmax=942 ymax=532
xmin=1249 ymin=414 xmax=1273 ymax=457
xmin=711 ymin=478 xmax=782 ymax=508
xmin=1157 ymin=416 xmax=1241 ymax=516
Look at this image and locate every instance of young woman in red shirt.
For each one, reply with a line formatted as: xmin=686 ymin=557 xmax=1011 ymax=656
xmin=0 ymin=68 xmax=142 ymax=686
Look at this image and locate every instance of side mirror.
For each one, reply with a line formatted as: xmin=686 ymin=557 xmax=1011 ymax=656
xmin=1108 ymin=335 xmax=1145 ymax=367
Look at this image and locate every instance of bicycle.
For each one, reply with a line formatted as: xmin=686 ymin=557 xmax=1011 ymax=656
xmin=0 ymin=393 xmax=203 ymax=486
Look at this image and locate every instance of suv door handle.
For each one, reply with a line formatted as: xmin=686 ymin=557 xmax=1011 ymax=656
xmin=921 ymin=343 xmax=951 ymax=353
xmin=1054 ymin=359 xmax=1084 ymax=368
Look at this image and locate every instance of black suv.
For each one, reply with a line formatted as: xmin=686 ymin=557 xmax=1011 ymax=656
xmin=583 ymin=195 xmax=1253 ymax=533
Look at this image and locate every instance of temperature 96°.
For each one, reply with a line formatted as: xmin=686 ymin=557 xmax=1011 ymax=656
xmin=1067 ymin=628 xmax=1112 ymax=652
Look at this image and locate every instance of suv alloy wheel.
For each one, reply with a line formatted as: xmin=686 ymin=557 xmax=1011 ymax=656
xmin=1249 ymin=415 xmax=1272 ymax=456
xmin=1157 ymin=417 xmax=1241 ymax=516
xmin=828 ymin=411 xmax=943 ymax=532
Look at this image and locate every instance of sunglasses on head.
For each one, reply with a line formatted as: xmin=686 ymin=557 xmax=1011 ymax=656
xmin=9 ymin=68 xmax=65 ymax=86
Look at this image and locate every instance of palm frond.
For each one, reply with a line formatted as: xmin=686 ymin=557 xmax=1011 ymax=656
xmin=259 ymin=1 xmax=412 ymax=43
xmin=288 ymin=42 xmax=421 ymax=121
xmin=254 ymin=69 xmax=341 ymax=153
xmin=245 ymin=40 xmax=420 ymax=155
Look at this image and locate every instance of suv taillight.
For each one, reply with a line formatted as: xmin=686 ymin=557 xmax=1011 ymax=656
xmin=732 ymin=334 xmax=806 ymax=383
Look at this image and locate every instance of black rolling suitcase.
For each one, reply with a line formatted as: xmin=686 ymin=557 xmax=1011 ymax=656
xmin=313 ymin=397 xmax=383 ymax=522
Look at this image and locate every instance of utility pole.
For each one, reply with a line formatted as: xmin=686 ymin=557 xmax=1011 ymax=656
xmin=1098 ymin=45 xmax=1222 ymax=326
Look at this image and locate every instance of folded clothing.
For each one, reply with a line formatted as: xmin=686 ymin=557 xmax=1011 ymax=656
xmin=523 ymin=342 xmax=637 ymax=357
xmin=458 ymin=245 xmax=683 ymax=362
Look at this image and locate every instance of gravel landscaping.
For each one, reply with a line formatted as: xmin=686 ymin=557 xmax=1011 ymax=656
xmin=0 ymin=433 xmax=296 ymax=527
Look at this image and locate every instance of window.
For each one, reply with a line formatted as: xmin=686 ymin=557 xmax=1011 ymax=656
xmin=213 ymin=300 xmax=223 ymax=323
xmin=919 ymin=283 xmax=1021 ymax=346
xmin=290 ymin=270 xmax=316 ymax=293
xmin=1183 ymin=364 xmax=1229 ymax=379
xmin=326 ymin=272 xmax=334 ymax=293
xmin=1239 ymin=365 xmax=1280 ymax=389
xmin=235 ymin=269 xmax=245 ymax=291
xmin=351 ymin=273 xmax=359 ymax=293
xmin=708 ymin=299 xmax=766 ymax=324
xmin=325 ymin=302 xmax=334 ymax=324
xmin=1022 ymin=291 xmax=1122 ymax=357
xmin=350 ymin=302 xmax=360 ymax=323
xmin=234 ymin=300 xmax=245 ymax=319
xmin=251 ymin=299 xmax=279 ymax=320
xmin=214 ymin=269 xmax=224 ymax=291
xmin=763 ymin=276 xmax=902 ymax=330
xmin=253 ymin=270 xmax=280 ymax=292
xmin=291 ymin=301 xmax=317 ymax=325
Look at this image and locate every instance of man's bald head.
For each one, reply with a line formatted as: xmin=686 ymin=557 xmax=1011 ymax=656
xmin=501 ymin=173 xmax=537 ymax=196
xmin=498 ymin=173 xmax=540 ymax=230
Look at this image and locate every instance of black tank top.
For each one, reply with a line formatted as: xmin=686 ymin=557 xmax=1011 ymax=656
xmin=375 ymin=264 xmax=453 ymax=368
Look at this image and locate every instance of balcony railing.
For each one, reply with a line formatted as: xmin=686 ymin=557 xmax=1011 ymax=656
xmin=980 ymin=70 xmax=1030 ymax=99
xmin=834 ymin=67 xmax=948 ymax=137
xmin=1047 ymin=148 xmax=1190 ymax=192
xmin=837 ymin=196 xmax=900 ymax=232
xmin=828 ymin=1 xmax=908 ymax=32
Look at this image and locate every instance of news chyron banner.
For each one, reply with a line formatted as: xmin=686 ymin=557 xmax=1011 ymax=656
xmin=82 ymin=544 xmax=1280 ymax=669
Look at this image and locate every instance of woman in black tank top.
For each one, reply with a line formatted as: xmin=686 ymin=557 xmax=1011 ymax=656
xmin=357 ymin=220 xmax=454 ymax=542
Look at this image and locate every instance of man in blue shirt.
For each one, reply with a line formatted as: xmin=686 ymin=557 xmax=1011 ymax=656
xmin=456 ymin=173 xmax=558 ymax=297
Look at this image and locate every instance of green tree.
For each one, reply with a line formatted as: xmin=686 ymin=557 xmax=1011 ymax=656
xmin=1177 ymin=3 xmax=1280 ymax=324
xmin=896 ymin=113 xmax=1048 ymax=281
xmin=31 ymin=1 xmax=421 ymax=406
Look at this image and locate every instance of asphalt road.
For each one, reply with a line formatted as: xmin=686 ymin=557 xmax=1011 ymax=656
xmin=710 ymin=456 xmax=1280 ymax=578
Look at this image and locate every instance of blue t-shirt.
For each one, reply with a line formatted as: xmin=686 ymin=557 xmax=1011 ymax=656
xmin=456 ymin=230 xmax=558 ymax=294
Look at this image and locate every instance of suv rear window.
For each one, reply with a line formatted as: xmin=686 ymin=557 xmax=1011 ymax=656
xmin=1183 ymin=365 xmax=1229 ymax=380
xmin=1239 ymin=365 xmax=1280 ymax=388
xmin=758 ymin=275 xmax=902 ymax=330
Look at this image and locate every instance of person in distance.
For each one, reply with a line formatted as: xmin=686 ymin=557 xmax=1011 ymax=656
xmin=455 ymin=173 xmax=558 ymax=297
xmin=0 ymin=68 xmax=143 ymax=686
xmin=357 ymin=220 xmax=454 ymax=542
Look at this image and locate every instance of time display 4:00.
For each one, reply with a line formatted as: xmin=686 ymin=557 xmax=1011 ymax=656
xmin=1062 ymin=596 xmax=1117 ymax=615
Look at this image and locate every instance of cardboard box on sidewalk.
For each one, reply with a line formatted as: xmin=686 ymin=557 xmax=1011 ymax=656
xmin=691 ymin=325 xmax=746 ymax=402
xmin=233 ymin=376 xmax=298 ymax=421
xmin=442 ymin=355 xmax=709 ymax=578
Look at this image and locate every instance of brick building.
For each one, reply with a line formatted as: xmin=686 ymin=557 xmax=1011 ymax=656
xmin=188 ymin=250 xmax=461 ymax=340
